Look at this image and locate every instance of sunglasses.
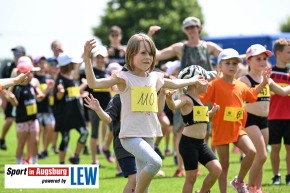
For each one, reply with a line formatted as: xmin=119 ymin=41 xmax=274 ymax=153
xmin=185 ymin=25 xmax=199 ymax=30
xmin=48 ymin=60 xmax=58 ymax=67
xmin=110 ymin=33 xmax=120 ymax=37
xmin=12 ymin=50 xmax=22 ymax=56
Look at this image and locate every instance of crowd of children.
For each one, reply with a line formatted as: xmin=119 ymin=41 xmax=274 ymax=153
xmin=1 ymin=17 xmax=290 ymax=193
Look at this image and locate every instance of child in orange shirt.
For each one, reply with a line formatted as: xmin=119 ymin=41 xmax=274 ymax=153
xmin=200 ymin=48 xmax=271 ymax=193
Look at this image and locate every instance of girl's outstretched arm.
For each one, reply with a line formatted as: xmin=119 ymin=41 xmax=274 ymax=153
xmin=84 ymin=93 xmax=112 ymax=124
xmin=269 ymin=78 xmax=290 ymax=96
xmin=255 ymin=67 xmax=271 ymax=94
xmin=84 ymin=39 xmax=118 ymax=89
xmin=163 ymin=75 xmax=207 ymax=89
xmin=165 ymin=90 xmax=186 ymax=110
xmin=0 ymin=72 xmax=30 ymax=89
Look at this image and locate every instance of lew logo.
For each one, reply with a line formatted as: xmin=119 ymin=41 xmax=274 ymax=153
xmin=5 ymin=165 xmax=99 ymax=189
xmin=70 ymin=167 xmax=98 ymax=185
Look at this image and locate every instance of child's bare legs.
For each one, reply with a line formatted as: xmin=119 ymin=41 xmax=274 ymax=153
xmin=42 ymin=123 xmax=54 ymax=153
xmin=246 ymin=126 xmax=268 ymax=188
xmin=182 ymin=169 xmax=198 ymax=193
xmin=175 ymin=126 xmax=184 ymax=175
xmin=199 ymin=160 xmax=222 ymax=193
xmin=123 ymin=173 xmax=136 ymax=193
xmin=28 ymin=129 xmax=39 ymax=164
xmin=234 ymin=135 xmax=256 ymax=182
xmin=215 ymin=144 xmax=229 ymax=193
xmin=16 ymin=131 xmax=29 ymax=163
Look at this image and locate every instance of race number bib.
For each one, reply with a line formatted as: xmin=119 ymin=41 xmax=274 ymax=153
xmin=49 ymin=96 xmax=54 ymax=106
xmin=67 ymin=87 xmax=80 ymax=98
xmin=93 ymin=88 xmax=110 ymax=92
xmin=257 ymin=84 xmax=270 ymax=98
xmin=223 ymin=107 xmax=243 ymax=122
xmin=40 ymin=83 xmax=48 ymax=92
xmin=193 ymin=106 xmax=209 ymax=122
xmin=26 ymin=103 xmax=37 ymax=116
xmin=131 ymin=86 xmax=158 ymax=112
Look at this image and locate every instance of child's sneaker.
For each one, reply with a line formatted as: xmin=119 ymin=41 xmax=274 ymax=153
xmin=164 ymin=148 xmax=171 ymax=156
xmin=0 ymin=139 xmax=7 ymax=150
xmin=286 ymin=174 xmax=290 ymax=185
xmin=230 ymin=177 xmax=248 ymax=193
xmin=272 ymin=174 xmax=281 ymax=185
xmin=68 ymin=156 xmax=80 ymax=164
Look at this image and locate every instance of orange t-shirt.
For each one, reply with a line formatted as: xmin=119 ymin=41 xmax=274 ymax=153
xmin=200 ymin=78 xmax=257 ymax=146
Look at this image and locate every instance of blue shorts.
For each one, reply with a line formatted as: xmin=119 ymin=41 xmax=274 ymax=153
xmin=37 ymin=113 xmax=55 ymax=126
xmin=118 ymin=157 xmax=136 ymax=178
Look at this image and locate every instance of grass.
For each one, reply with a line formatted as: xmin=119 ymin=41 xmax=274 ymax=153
xmin=0 ymin=111 xmax=289 ymax=193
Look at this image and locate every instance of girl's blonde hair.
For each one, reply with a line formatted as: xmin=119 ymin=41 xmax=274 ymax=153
xmin=125 ymin=33 xmax=156 ymax=73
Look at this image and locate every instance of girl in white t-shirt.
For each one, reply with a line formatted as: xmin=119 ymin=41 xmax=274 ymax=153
xmin=84 ymin=33 xmax=207 ymax=193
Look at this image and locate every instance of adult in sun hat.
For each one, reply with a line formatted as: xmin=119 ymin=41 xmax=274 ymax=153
xmin=4 ymin=57 xmax=44 ymax=165
xmin=267 ymin=38 xmax=290 ymax=186
xmin=0 ymin=46 xmax=27 ymax=151
xmin=53 ymin=53 xmax=88 ymax=164
xmin=239 ymin=43 xmax=290 ymax=192
xmin=199 ymin=48 xmax=272 ymax=193
xmin=107 ymin=25 xmax=126 ymax=66
xmin=149 ymin=16 xmax=222 ymax=71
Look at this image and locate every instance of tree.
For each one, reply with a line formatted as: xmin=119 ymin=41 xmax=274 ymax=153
xmin=93 ymin=0 xmax=204 ymax=49
xmin=280 ymin=16 xmax=290 ymax=32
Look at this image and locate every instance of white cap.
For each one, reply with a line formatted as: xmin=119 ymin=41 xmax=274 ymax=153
xmin=92 ymin=46 xmax=108 ymax=58
xmin=246 ymin=44 xmax=273 ymax=60
xmin=217 ymin=48 xmax=243 ymax=64
xmin=107 ymin=62 xmax=122 ymax=73
xmin=182 ymin=17 xmax=201 ymax=29
xmin=57 ymin=53 xmax=83 ymax=67
xmin=165 ymin=60 xmax=181 ymax=75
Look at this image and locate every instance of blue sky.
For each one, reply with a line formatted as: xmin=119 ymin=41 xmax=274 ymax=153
xmin=0 ymin=0 xmax=289 ymax=59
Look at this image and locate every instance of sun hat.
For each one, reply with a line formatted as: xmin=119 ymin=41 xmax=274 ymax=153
xmin=178 ymin=65 xmax=217 ymax=80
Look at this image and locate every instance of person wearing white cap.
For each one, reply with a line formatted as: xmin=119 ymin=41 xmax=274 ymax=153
xmin=267 ymin=38 xmax=290 ymax=186
xmin=165 ymin=65 xmax=221 ymax=193
xmin=200 ymin=48 xmax=272 ymax=193
xmin=83 ymin=46 xmax=113 ymax=165
xmin=239 ymin=44 xmax=290 ymax=192
xmin=148 ymin=16 xmax=222 ymax=72
xmin=54 ymin=53 xmax=88 ymax=164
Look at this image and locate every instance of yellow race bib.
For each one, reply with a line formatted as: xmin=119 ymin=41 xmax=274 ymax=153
xmin=257 ymin=84 xmax=270 ymax=98
xmin=40 ymin=83 xmax=48 ymax=92
xmin=93 ymin=88 xmax=110 ymax=92
xmin=26 ymin=103 xmax=37 ymax=116
xmin=193 ymin=106 xmax=209 ymax=122
xmin=131 ymin=86 xmax=158 ymax=112
xmin=67 ymin=87 xmax=80 ymax=98
xmin=223 ymin=107 xmax=243 ymax=122
xmin=49 ymin=95 xmax=54 ymax=106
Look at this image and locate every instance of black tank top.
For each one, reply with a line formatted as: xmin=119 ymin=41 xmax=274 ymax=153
xmin=181 ymin=94 xmax=208 ymax=126
xmin=245 ymin=75 xmax=270 ymax=102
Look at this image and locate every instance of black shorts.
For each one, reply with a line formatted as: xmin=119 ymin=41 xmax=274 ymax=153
xmin=179 ymin=134 xmax=217 ymax=171
xmin=4 ymin=102 xmax=14 ymax=119
xmin=118 ymin=157 xmax=136 ymax=178
xmin=245 ymin=113 xmax=268 ymax=130
xmin=268 ymin=120 xmax=290 ymax=145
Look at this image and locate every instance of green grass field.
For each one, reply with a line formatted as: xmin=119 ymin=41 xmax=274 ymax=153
xmin=0 ymin=111 xmax=289 ymax=193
